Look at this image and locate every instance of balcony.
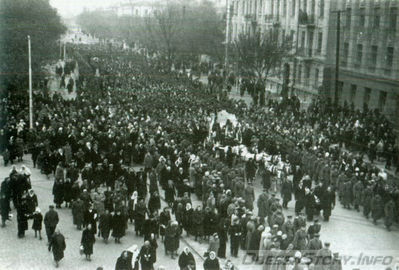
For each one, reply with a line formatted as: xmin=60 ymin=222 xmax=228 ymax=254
xmin=298 ymin=10 xmax=315 ymax=28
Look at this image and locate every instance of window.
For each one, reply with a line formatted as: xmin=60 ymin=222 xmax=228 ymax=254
xmin=335 ymin=81 xmax=343 ymax=103
xmin=359 ymin=8 xmax=365 ymax=27
xmin=308 ymin=31 xmax=314 ymax=56
xmin=356 ymin=44 xmax=363 ymax=68
xmin=342 ymin=42 xmax=349 ymax=67
xmin=319 ymin=0 xmax=324 ymax=17
xmin=305 ymin=65 xmax=310 ymax=86
xmin=317 ymin=32 xmax=322 ymax=54
xmin=297 ymin=65 xmax=302 ymax=84
xmin=292 ymin=0 xmax=296 ymax=16
xmin=290 ymin=30 xmax=295 ymax=42
xmin=314 ymin=68 xmax=319 ymax=87
xmin=364 ymin=87 xmax=371 ymax=105
xmin=390 ymin=8 xmax=397 ymax=31
xmin=378 ymin=91 xmax=387 ymax=111
xmin=369 ymin=45 xmax=378 ymax=71
xmin=386 ymin=47 xmax=394 ymax=74
xmin=301 ymin=31 xmax=305 ymax=50
xmin=304 ymin=0 xmax=307 ymax=13
xmin=346 ymin=8 xmax=351 ymax=28
xmin=374 ymin=8 xmax=380 ymax=28
xmin=350 ymin=84 xmax=357 ymax=104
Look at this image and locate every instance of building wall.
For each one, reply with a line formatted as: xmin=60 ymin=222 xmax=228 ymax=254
xmin=228 ymin=0 xmax=399 ymax=117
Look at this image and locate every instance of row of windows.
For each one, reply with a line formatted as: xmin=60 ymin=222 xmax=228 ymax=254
xmin=341 ymin=43 xmax=394 ymax=74
xmin=234 ymin=0 xmax=324 ymax=18
xmin=345 ymin=7 xmax=397 ymax=30
xmin=336 ymin=83 xmax=387 ymax=111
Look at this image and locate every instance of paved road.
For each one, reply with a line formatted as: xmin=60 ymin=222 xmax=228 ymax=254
xmin=1 ymin=155 xmax=398 ymax=270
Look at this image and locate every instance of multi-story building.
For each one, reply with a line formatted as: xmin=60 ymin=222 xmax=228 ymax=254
xmin=107 ymin=0 xmax=162 ymax=17
xmin=227 ymin=0 xmax=399 ymax=121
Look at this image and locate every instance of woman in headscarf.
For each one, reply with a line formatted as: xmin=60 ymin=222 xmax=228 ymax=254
xmin=81 ymin=223 xmax=96 ymax=261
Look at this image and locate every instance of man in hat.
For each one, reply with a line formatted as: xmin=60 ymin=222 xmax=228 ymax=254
xmin=321 ymin=186 xmax=335 ymax=222
xmin=44 ymin=205 xmax=59 ymax=244
xmin=244 ymin=182 xmax=255 ymax=210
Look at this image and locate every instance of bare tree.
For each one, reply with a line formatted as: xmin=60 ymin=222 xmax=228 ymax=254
xmin=234 ymin=31 xmax=292 ymax=103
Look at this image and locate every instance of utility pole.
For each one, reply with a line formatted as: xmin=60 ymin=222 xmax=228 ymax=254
xmin=225 ymin=0 xmax=231 ymax=72
xmin=28 ymin=35 xmax=33 ymax=129
xmin=291 ymin=0 xmax=300 ymax=97
xmin=332 ymin=10 xmax=341 ymax=104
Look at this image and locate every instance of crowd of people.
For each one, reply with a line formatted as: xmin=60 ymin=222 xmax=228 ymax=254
xmin=0 ymin=41 xmax=398 ymax=270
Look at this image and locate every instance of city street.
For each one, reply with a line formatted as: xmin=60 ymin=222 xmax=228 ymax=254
xmin=1 ymin=156 xmax=398 ymax=270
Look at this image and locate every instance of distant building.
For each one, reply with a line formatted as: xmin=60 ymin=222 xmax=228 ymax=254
xmin=107 ymin=0 xmax=163 ymax=17
xmin=227 ymin=0 xmax=399 ymax=121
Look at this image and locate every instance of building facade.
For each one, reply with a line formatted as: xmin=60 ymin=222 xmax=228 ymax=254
xmin=227 ymin=0 xmax=399 ymax=121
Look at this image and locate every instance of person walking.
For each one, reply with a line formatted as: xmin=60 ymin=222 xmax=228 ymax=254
xmin=32 ymin=207 xmax=43 ymax=240
xmin=48 ymin=229 xmax=66 ymax=268
xmin=81 ymin=224 xmax=96 ymax=261
xmin=178 ymin=247 xmax=195 ymax=270
xmin=203 ymin=251 xmax=220 ymax=270
xmin=44 ymin=205 xmax=59 ymax=244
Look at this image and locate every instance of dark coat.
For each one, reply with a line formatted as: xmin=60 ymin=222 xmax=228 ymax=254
xmin=139 ymin=246 xmax=155 ymax=270
xmin=72 ymin=199 xmax=84 ymax=227
xmin=178 ymin=251 xmax=195 ymax=270
xmin=112 ymin=213 xmax=126 ymax=238
xmin=99 ymin=213 xmax=112 ymax=239
xmin=115 ymin=251 xmax=133 ymax=270
xmin=52 ymin=181 xmax=64 ymax=205
xmin=81 ymin=228 xmax=95 ymax=255
xmin=32 ymin=212 xmax=43 ymax=230
xmin=49 ymin=233 xmax=66 ymax=262
xmin=203 ymin=257 xmax=220 ymax=270
xmin=44 ymin=209 xmax=59 ymax=228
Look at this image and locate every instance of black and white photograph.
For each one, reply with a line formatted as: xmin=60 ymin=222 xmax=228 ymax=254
xmin=0 ymin=0 xmax=398 ymax=269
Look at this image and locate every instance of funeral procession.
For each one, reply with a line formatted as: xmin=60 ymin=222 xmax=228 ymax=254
xmin=0 ymin=0 xmax=399 ymax=269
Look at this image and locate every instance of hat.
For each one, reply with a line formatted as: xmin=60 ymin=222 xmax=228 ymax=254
xmin=333 ymin=252 xmax=339 ymax=257
xmin=314 ymin=219 xmax=319 ymax=223
xmin=287 ymin=215 xmax=293 ymax=219
xmin=277 ymin=231 xmax=282 ymax=236
xmin=49 ymin=205 xmax=54 ymax=209
xmin=314 ymin=233 xmax=320 ymax=237
xmin=273 ymin=224 xmax=278 ymax=228
xmin=325 ymin=242 xmax=330 ymax=247
xmin=294 ymin=251 xmax=302 ymax=258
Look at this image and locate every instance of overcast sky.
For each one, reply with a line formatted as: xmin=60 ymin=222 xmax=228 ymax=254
xmin=50 ymin=0 xmax=120 ymax=17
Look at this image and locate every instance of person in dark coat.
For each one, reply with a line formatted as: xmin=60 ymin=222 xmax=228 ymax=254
xmin=0 ymin=176 xmax=11 ymax=221
xmin=72 ymin=198 xmax=85 ymax=230
xmin=321 ymin=186 xmax=335 ymax=221
xmin=248 ymin=224 xmax=263 ymax=261
xmin=384 ymin=198 xmax=395 ymax=231
xmin=84 ymin=205 xmax=98 ymax=234
xmin=164 ymin=221 xmax=180 ymax=259
xmin=32 ymin=207 xmax=43 ymax=240
xmin=192 ymin=205 xmax=204 ymax=242
xmin=48 ymin=229 xmax=66 ymax=268
xmin=203 ymin=251 xmax=220 ymax=270
xmin=17 ymin=196 xmax=29 ymax=238
xmin=112 ymin=210 xmax=126 ymax=243
xmin=178 ymin=247 xmax=195 ymax=270
xmin=159 ymin=207 xmax=171 ymax=241
xmin=44 ymin=205 xmax=59 ymax=243
xmin=99 ymin=209 xmax=113 ymax=242
xmin=148 ymin=191 xmax=161 ymax=215
xmin=138 ymin=241 xmax=156 ymax=270
xmin=52 ymin=180 xmax=64 ymax=209
xmin=81 ymin=224 xmax=96 ymax=261
xmin=165 ymin=180 xmax=176 ymax=207
xmin=63 ymin=178 xmax=73 ymax=208
xmin=304 ymin=188 xmax=315 ymax=221
xmin=115 ymin=250 xmax=133 ymax=270
xmin=134 ymin=198 xmax=147 ymax=236
xmin=26 ymin=189 xmax=38 ymax=215
xmin=217 ymin=217 xmax=229 ymax=259
xmin=280 ymin=177 xmax=293 ymax=209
